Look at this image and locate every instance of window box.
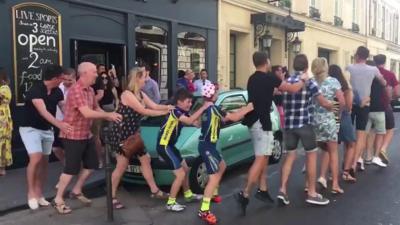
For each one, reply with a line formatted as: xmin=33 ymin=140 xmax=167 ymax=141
xmin=352 ymin=23 xmax=360 ymax=33
xmin=309 ymin=6 xmax=321 ymax=21
xmin=334 ymin=16 xmax=343 ymax=27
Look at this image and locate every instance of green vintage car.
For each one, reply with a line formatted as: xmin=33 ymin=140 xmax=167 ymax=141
xmin=120 ymin=90 xmax=283 ymax=193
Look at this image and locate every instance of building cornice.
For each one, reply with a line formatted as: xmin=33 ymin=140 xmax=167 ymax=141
xmin=222 ymin=0 xmax=368 ymax=43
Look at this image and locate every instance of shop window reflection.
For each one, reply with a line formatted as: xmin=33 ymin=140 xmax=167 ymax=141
xmin=177 ymin=32 xmax=206 ymax=78
xmin=135 ymin=25 xmax=168 ymax=100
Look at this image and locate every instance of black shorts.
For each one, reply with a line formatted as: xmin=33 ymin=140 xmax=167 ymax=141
xmin=52 ymin=127 xmax=63 ymax=148
xmin=385 ymin=106 xmax=395 ymax=130
xmin=284 ymin=125 xmax=317 ymax=151
xmin=157 ymin=145 xmax=183 ymax=170
xmin=351 ymin=105 xmax=370 ymax=131
xmin=62 ymin=138 xmax=99 ymax=175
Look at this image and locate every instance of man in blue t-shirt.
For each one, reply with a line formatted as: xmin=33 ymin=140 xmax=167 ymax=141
xmin=156 ymin=89 xmax=212 ymax=212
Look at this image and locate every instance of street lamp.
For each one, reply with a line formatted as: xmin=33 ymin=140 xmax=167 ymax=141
xmin=261 ymin=33 xmax=273 ymax=50
xmin=291 ymin=36 xmax=302 ymax=54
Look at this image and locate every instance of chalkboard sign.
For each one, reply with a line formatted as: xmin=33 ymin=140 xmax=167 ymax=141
xmin=12 ymin=3 xmax=62 ymax=105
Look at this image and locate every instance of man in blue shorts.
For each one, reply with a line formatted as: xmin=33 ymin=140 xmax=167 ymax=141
xmin=197 ymin=83 xmax=253 ymax=224
xmin=157 ymin=89 xmax=212 ymax=212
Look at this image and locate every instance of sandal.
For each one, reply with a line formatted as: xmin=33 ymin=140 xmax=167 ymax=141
xmin=112 ymin=198 xmax=125 ymax=209
xmin=150 ymin=189 xmax=169 ymax=199
xmin=52 ymin=200 xmax=72 ymax=214
xmin=331 ymin=188 xmax=344 ymax=194
xmin=69 ymin=192 xmax=92 ymax=206
xmin=342 ymin=170 xmax=356 ymax=183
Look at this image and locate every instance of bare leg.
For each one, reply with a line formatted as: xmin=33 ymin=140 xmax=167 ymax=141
xmin=352 ymin=130 xmax=367 ymax=169
xmin=374 ymin=134 xmax=385 ymax=157
xmin=203 ymin=162 xmax=226 ymax=199
xmin=327 ymin=142 xmax=341 ymax=191
xmin=319 ymin=150 xmax=329 ymax=180
xmin=243 ymin=156 xmax=267 ymax=197
xmin=366 ymin=131 xmax=375 ymax=160
xmin=35 ymin=155 xmax=49 ymax=198
xmin=343 ymin=142 xmax=355 ymax=171
xmin=279 ymin=151 xmax=296 ymax=194
xmin=27 ymin=153 xmax=42 ymax=199
xmin=54 ymin=173 xmax=73 ymax=204
xmin=71 ymin=169 xmax=93 ymax=194
xmin=181 ymin=161 xmax=191 ymax=192
xmin=306 ymin=150 xmax=318 ymax=197
xmin=139 ymin=154 xmax=159 ymax=193
xmin=258 ymin=159 xmax=269 ymax=191
xmin=111 ymin=154 xmax=129 ymax=198
xmin=381 ymin=129 xmax=394 ymax=152
xmin=170 ymin=168 xmax=186 ymax=199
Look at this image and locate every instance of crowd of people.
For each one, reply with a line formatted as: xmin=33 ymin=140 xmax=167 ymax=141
xmin=0 ymin=44 xmax=397 ymax=224
xmin=233 ymin=46 xmax=398 ymax=222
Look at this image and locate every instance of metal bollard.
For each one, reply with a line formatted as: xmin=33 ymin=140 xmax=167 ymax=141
xmin=102 ymin=125 xmax=114 ymax=222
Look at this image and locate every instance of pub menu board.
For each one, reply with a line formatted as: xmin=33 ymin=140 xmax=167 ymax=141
xmin=12 ymin=3 xmax=62 ymax=105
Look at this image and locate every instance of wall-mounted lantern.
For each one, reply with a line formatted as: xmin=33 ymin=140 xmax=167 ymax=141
xmin=291 ymin=36 xmax=302 ymax=54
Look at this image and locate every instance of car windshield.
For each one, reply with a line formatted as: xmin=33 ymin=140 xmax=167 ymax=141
xmin=141 ymin=97 xmax=205 ymax=126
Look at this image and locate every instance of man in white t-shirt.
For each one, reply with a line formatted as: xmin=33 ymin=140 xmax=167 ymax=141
xmin=53 ymin=68 xmax=76 ymax=163
xmin=194 ymin=69 xmax=211 ymax=96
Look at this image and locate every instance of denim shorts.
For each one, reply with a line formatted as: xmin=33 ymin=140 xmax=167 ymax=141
xmin=19 ymin=127 xmax=54 ymax=155
xmin=338 ymin=111 xmax=356 ymax=143
xmin=250 ymin=120 xmax=274 ymax=156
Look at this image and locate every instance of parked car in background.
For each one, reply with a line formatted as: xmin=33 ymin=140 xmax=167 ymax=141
xmin=117 ymin=90 xmax=283 ymax=193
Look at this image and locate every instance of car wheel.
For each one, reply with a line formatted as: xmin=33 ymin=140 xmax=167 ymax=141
xmin=189 ymin=157 xmax=209 ymax=194
xmin=269 ymin=132 xmax=283 ymax=165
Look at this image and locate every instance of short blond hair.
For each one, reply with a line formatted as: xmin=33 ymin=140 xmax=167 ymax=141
xmin=126 ymin=67 xmax=145 ymax=95
xmin=311 ymin=57 xmax=329 ymax=84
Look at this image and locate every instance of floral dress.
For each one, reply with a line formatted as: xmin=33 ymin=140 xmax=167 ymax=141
xmin=0 ymin=85 xmax=13 ymax=167
xmin=312 ymin=77 xmax=341 ymax=142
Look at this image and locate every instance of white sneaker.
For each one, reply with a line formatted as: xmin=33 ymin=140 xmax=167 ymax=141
xmin=185 ymin=193 xmax=203 ymax=203
xmin=372 ymin=157 xmax=387 ymax=168
xmin=38 ymin=197 xmax=50 ymax=207
xmin=357 ymin=158 xmax=365 ymax=171
xmin=317 ymin=177 xmax=328 ymax=189
xmin=28 ymin=198 xmax=39 ymax=210
xmin=166 ymin=202 xmax=186 ymax=212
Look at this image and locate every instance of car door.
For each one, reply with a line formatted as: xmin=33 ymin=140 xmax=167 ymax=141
xmin=216 ymin=94 xmax=252 ymax=166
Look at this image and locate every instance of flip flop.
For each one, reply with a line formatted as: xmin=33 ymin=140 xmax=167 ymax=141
xmin=150 ymin=189 xmax=169 ymax=199
xmin=331 ymin=188 xmax=344 ymax=194
xmin=69 ymin=192 xmax=92 ymax=206
xmin=52 ymin=200 xmax=72 ymax=214
xmin=112 ymin=198 xmax=125 ymax=209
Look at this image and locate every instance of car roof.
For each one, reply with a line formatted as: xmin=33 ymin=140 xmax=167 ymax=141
xmin=218 ymin=89 xmax=248 ymax=100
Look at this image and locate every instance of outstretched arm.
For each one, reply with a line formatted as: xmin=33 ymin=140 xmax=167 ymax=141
xmin=224 ymin=103 xmax=254 ymax=122
xmin=179 ymin=101 xmax=213 ymax=125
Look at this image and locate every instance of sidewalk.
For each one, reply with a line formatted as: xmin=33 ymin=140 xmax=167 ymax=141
xmin=0 ymin=191 xmax=153 ymax=225
xmin=0 ymin=162 xmax=105 ymax=214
